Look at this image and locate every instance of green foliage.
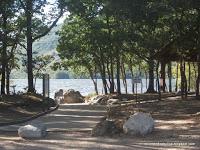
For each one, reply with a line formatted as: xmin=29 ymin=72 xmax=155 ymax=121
xmin=33 ymin=55 xmax=54 ymax=78
xmin=55 ymin=0 xmax=200 ymax=94
xmin=1 ymin=0 xmax=200 ymax=94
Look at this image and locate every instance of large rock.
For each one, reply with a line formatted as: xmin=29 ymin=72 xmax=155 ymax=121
xmin=91 ymin=120 xmax=119 ymax=136
xmin=54 ymin=89 xmax=64 ymax=104
xmin=89 ymin=95 xmax=109 ymax=105
xmin=63 ymin=89 xmax=84 ymax=103
xmin=123 ymin=112 xmax=154 ymax=136
xmin=18 ymin=123 xmax=47 ymax=139
xmin=54 ymin=89 xmax=64 ymax=98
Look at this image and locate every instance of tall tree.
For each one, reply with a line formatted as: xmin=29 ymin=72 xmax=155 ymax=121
xmin=0 ymin=0 xmax=22 ymax=94
xmin=19 ymin=0 xmax=65 ymax=92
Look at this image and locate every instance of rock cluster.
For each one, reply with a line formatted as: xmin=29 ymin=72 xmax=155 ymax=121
xmin=92 ymin=112 xmax=154 ymax=137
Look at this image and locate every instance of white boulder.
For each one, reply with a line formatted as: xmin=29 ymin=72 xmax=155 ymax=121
xmin=123 ymin=112 xmax=154 ymax=136
xmin=18 ymin=123 xmax=47 ymax=139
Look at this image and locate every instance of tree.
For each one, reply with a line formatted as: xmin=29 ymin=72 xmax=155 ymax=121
xmin=22 ymin=54 xmax=53 ymax=91
xmin=19 ymin=0 xmax=66 ymax=92
xmin=56 ymin=15 xmax=102 ymax=94
xmin=0 ymin=0 xmax=24 ymax=95
xmin=56 ymin=0 xmax=200 ymax=97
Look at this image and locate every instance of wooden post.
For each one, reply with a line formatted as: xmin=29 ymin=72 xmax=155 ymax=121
xmin=43 ymin=74 xmax=50 ymax=98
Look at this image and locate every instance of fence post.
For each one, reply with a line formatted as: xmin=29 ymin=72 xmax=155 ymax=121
xmin=43 ymin=74 xmax=49 ymax=98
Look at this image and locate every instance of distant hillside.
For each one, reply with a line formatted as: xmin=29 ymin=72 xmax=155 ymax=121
xmin=11 ymin=24 xmax=72 ymax=79
xmin=33 ymin=24 xmax=62 ymax=55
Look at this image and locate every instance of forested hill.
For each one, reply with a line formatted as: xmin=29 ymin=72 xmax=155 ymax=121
xmin=32 ymin=24 xmax=62 ymax=55
xmin=11 ymin=24 xmax=63 ymax=79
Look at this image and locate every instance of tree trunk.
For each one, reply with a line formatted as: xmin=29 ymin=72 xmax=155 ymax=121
xmin=121 ymin=60 xmax=127 ymax=94
xmin=1 ymin=12 xmax=7 ymax=95
xmin=168 ymin=62 xmax=172 ymax=92
xmin=99 ymin=50 xmax=108 ymax=95
xmin=106 ymin=61 xmax=112 ymax=93
xmin=188 ymin=62 xmax=191 ymax=92
xmin=128 ymin=62 xmax=134 ymax=93
xmin=180 ymin=60 xmax=184 ymax=99
xmin=180 ymin=59 xmax=187 ymax=99
xmin=6 ymin=66 xmax=10 ymax=95
xmin=184 ymin=61 xmax=187 ymax=97
xmin=196 ymin=62 xmax=200 ymax=97
xmin=160 ymin=61 xmax=166 ymax=92
xmin=175 ymin=63 xmax=179 ymax=92
xmin=146 ymin=58 xmax=155 ymax=93
xmin=102 ymin=66 xmax=108 ymax=95
xmin=193 ymin=62 xmax=197 ymax=80
xmin=110 ymin=59 xmax=115 ymax=93
xmin=156 ymin=61 xmax=161 ymax=100
xmin=26 ymin=0 xmax=34 ymax=93
xmin=116 ymin=49 xmax=121 ymax=94
xmin=145 ymin=70 xmax=148 ymax=89
xmin=88 ymin=67 xmax=98 ymax=95
xmin=106 ymin=15 xmax=114 ymax=94
xmin=100 ymin=68 xmax=107 ymax=94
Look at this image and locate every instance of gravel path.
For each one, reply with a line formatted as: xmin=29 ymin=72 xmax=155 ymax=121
xmin=0 ymin=104 xmax=106 ymax=132
xmin=0 ymin=103 xmax=199 ymax=150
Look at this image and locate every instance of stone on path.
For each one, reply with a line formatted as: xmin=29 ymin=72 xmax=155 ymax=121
xmin=63 ymin=89 xmax=84 ymax=103
xmin=123 ymin=112 xmax=154 ymax=136
xmin=91 ymin=120 xmax=119 ymax=136
xmin=18 ymin=122 xmax=47 ymax=139
xmin=89 ymin=95 xmax=109 ymax=105
xmin=107 ymin=99 xmax=120 ymax=105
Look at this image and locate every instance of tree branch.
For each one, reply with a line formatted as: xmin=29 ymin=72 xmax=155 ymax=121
xmin=32 ymin=9 xmax=64 ymax=42
xmin=19 ymin=0 xmax=26 ymax=10
xmin=18 ymin=42 xmax=27 ymax=50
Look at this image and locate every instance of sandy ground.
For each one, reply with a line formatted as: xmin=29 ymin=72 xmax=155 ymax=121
xmin=0 ymin=130 xmax=199 ymax=150
xmin=0 ymin=98 xmax=200 ymax=150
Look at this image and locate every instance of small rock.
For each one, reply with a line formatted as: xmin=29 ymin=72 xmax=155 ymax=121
xmin=123 ymin=112 xmax=154 ymax=136
xmin=92 ymin=120 xmax=119 ymax=136
xmin=122 ymin=98 xmax=128 ymax=101
xmin=18 ymin=123 xmax=47 ymax=139
xmin=107 ymin=99 xmax=120 ymax=105
xmin=89 ymin=95 xmax=109 ymax=105
xmin=63 ymin=89 xmax=84 ymax=103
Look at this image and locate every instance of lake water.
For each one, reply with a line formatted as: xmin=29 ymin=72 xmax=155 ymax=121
xmin=9 ymin=79 xmax=176 ymax=98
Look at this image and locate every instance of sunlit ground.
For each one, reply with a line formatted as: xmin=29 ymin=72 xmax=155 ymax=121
xmin=0 ymin=96 xmax=200 ymax=150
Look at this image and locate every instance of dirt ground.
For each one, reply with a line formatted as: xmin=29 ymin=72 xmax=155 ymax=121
xmin=0 ymin=96 xmax=199 ymax=150
xmin=0 ymin=94 xmax=55 ymax=124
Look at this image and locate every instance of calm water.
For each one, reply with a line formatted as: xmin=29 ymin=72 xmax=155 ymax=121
xmin=9 ymin=79 xmax=176 ymax=98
